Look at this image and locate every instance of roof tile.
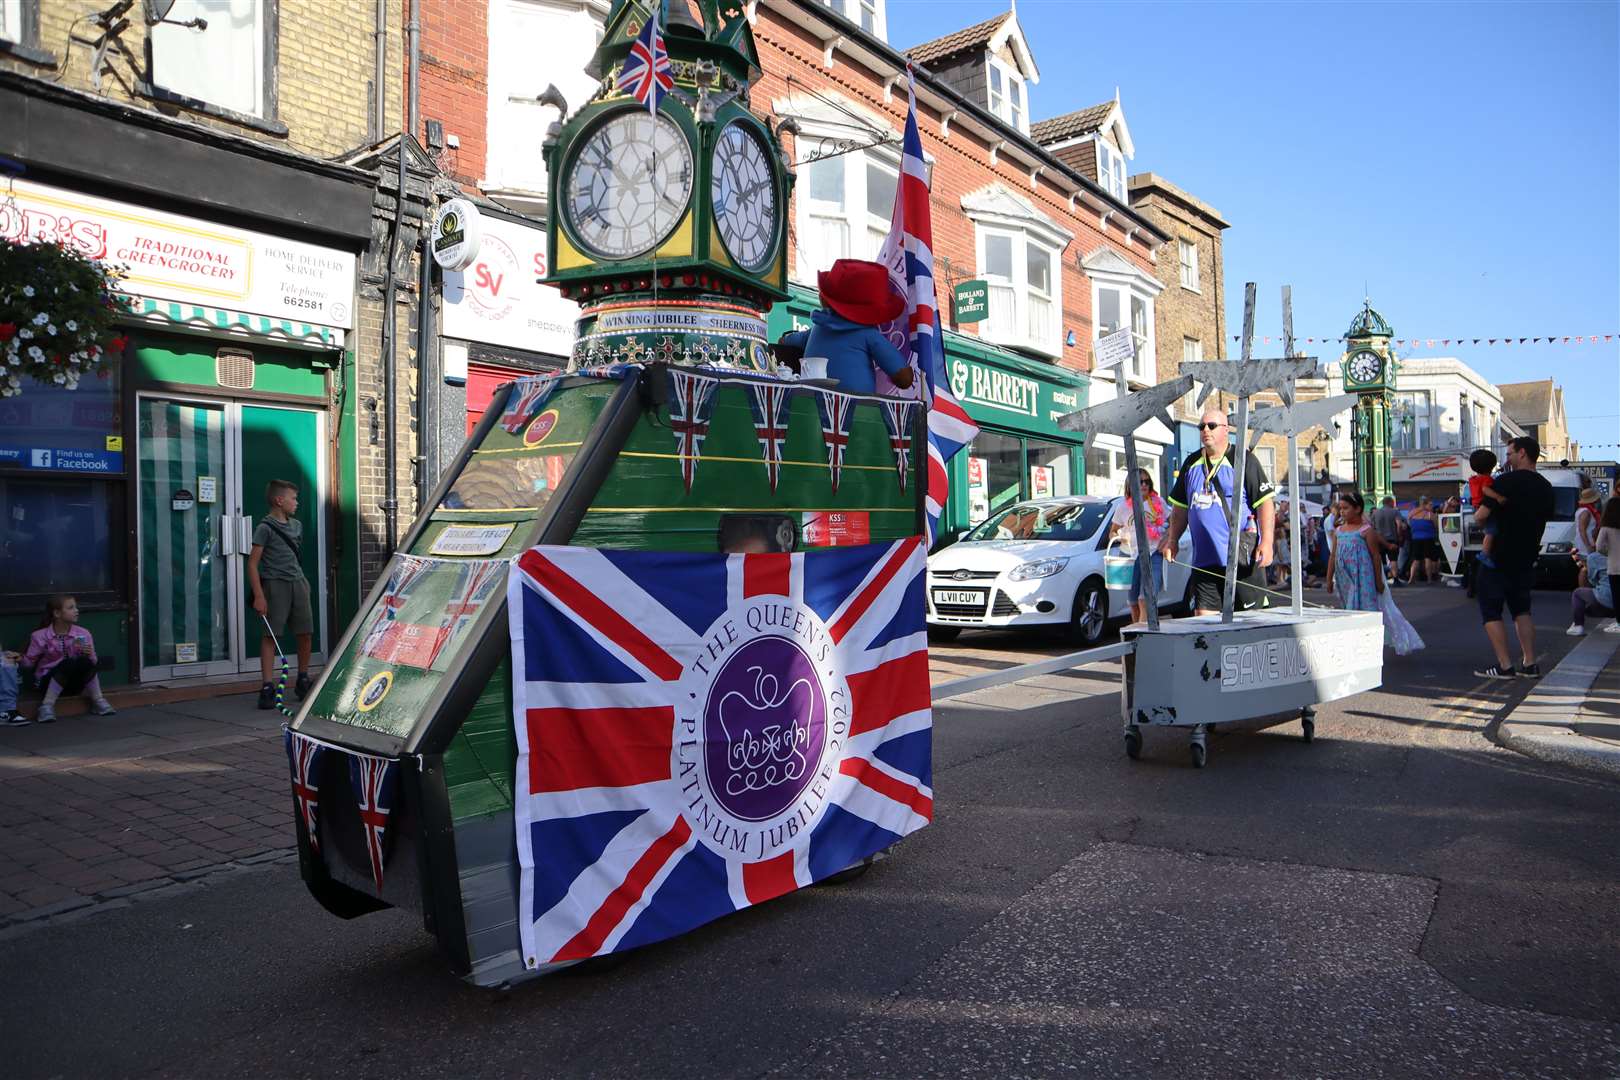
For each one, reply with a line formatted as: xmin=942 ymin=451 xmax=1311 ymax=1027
xmin=904 ymin=13 xmax=1009 ymax=66
xmin=1030 ymin=102 xmax=1115 ymax=144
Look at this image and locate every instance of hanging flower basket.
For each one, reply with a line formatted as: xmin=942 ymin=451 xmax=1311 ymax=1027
xmin=0 ymin=237 xmax=132 ymax=398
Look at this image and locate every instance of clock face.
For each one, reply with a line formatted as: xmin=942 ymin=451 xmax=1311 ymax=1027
xmin=1348 ymin=350 xmax=1382 ymax=384
xmin=565 ymin=111 xmax=693 ymax=260
xmin=711 ymin=121 xmax=779 ymax=271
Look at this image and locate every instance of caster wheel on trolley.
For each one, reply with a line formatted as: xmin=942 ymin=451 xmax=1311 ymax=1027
xmin=1124 ymin=730 xmax=1142 ymax=760
xmin=1189 ymin=742 xmax=1207 ymax=769
xmin=1301 ymin=707 xmax=1316 ymax=744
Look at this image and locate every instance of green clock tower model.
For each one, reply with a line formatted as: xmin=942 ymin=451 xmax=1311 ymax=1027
xmin=540 ymin=0 xmax=793 ymax=372
xmin=1340 ymin=300 xmax=1400 ymax=506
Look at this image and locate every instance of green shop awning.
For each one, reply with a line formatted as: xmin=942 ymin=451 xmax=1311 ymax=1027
xmin=116 ymin=293 xmax=345 ymax=352
xmin=763 ymin=283 xmax=1087 ymax=440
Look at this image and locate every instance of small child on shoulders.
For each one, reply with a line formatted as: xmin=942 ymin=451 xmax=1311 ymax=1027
xmin=21 ymin=595 xmax=115 ymax=724
xmin=1468 ymin=449 xmax=1503 ymax=569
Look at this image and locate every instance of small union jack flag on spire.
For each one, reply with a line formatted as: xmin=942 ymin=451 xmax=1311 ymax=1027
xmin=618 ymin=1 xmax=673 ymax=117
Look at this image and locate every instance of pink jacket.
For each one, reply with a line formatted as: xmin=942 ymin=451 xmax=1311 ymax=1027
xmin=22 ymin=625 xmax=97 ymax=679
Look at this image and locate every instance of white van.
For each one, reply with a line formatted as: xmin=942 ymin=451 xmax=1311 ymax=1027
xmin=1437 ymin=466 xmax=1585 ymax=588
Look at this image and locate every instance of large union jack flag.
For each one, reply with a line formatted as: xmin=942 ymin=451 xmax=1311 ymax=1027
xmin=617 ymin=3 xmax=673 ymax=116
xmin=875 ymin=69 xmax=979 ymax=545
xmin=507 ymin=539 xmax=932 ymax=968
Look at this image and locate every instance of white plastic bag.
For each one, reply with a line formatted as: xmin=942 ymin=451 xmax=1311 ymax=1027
xmin=1378 ymin=585 xmax=1425 ymax=656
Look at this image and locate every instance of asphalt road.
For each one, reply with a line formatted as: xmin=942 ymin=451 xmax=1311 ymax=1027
xmin=3 ymin=585 xmax=1617 ymax=1079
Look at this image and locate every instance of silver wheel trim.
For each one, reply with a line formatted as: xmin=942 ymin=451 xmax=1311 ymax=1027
xmin=1079 ymin=587 xmax=1104 ymax=638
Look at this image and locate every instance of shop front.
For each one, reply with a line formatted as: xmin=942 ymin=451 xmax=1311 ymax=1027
xmin=434 ymin=204 xmax=580 ymax=468
xmin=765 ymin=284 xmax=1088 ymax=540
xmin=0 ymin=179 xmax=358 ymax=686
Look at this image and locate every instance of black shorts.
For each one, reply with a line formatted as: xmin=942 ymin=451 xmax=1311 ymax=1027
xmin=1192 ymin=564 xmax=1266 ymax=612
xmin=1477 ymin=563 xmax=1533 ymax=622
xmin=1410 ymin=539 xmax=1441 ymax=562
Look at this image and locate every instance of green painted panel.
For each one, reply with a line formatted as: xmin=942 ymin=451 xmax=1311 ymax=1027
xmin=0 ymin=609 xmax=129 ymax=688
xmin=136 ymin=399 xmax=230 ymax=668
xmin=443 ymin=657 xmax=518 ymax=821
xmin=240 ymin=405 xmax=324 ymax=656
xmin=130 ymin=331 xmax=327 ymax=398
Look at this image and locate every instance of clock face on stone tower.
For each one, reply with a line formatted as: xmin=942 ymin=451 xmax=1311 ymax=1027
xmin=711 ymin=121 xmax=779 ymax=272
xmin=564 ymin=111 xmax=694 ymax=260
xmin=1347 ymin=350 xmax=1383 ymax=385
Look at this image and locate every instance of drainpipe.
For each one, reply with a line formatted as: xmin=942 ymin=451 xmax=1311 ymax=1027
xmin=382 ymin=140 xmax=406 ymax=554
xmin=407 ymin=0 xmax=421 ymax=140
xmin=416 ymin=199 xmax=435 ymax=505
xmin=372 ymin=0 xmax=387 ymax=141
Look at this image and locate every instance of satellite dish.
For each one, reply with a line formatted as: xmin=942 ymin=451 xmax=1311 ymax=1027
xmin=144 ymin=0 xmax=207 ymax=28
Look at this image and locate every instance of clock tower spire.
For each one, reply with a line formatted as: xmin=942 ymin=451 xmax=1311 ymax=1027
xmin=1340 ymin=299 xmax=1399 ymax=506
xmin=540 ymin=0 xmax=792 ymax=371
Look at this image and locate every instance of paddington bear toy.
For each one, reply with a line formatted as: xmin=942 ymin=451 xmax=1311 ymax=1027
xmin=776 ymin=259 xmax=915 ymax=394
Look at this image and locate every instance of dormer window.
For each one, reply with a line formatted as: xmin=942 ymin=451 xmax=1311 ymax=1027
xmin=987 ymin=58 xmax=1026 ymax=133
xmin=1096 ymin=140 xmax=1126 ymax=201
xmin=820 ymin=0 xmax=885 ymax=39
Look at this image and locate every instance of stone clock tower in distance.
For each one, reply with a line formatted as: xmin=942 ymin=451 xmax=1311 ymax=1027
xmin=540 ymin=0 xmax=793 ymax=372
xmin=1339 ymin=300 xmax=1399 ymax=506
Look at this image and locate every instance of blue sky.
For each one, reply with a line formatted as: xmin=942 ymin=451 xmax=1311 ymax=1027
xmin=886 ymin=0 xmax=1620 ymax=456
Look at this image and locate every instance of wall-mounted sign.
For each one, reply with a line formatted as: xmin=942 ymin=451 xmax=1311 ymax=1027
xmin=171 ymin=489 xmax=195 ymax=512
xmin=0 ymin=445 xmax=122 ymax=472
xmin=953 ymin=280 xmax=989 ymax=324
xmin=197 ymin=475 xmax=218 ymax=503
xmin=442 ymin=213 xmax=578 ymax=357
xmin=431 ymin=198 xmax=484 ymax=272
xmin=1 ymin=178 xmax=356 ymax=329
xmin=947 ymin=354 xmax=1083 ymax=438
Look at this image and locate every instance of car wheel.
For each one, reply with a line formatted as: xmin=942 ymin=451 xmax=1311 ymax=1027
xmin=927 ymin=626 xmax=962 ymax=644
xmin=1064 ymin=578 xmax=1108 ymax=646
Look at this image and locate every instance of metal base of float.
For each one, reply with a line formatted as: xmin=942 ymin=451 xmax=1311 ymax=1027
xmin=1119 ymin=609 xmax=1384 ymax=767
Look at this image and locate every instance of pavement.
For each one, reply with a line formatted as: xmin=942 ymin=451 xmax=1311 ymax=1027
xmin=1499 ymin=622 xmax=1620 ymax=778
xmin=1 ymin=584 xmax=1618 ymax=1077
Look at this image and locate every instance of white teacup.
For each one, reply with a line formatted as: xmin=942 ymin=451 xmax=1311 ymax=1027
xmin=800 ymin=356 xmax=830 ymax=380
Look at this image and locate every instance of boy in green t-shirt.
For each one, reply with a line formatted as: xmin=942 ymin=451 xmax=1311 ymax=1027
xmin=247 ymin=479 xmax=313 ymax=709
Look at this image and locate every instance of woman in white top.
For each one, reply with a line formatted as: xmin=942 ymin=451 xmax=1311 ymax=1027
xmin=1574 ymin=487 xmax=1600 ymax=588
xmin=1568 ymin=495 xmax=1620 ymax=635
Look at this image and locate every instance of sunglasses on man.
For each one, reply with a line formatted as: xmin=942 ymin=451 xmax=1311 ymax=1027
xmin=1199 ymin=421 xmax=1227 ymax=430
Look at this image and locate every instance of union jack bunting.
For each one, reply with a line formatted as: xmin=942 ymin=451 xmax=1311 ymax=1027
xmin=743 ymin=379 xmax=795 ymax=492
xmin=617 ymin=2 xmax=673 ymax=116
xmin=879 ymin=399 xmax=920 ymax=493
xmin=875 ymin=70 xmax=978 ymax=544
xmin=667 ymin=368 xmax=720 ymax=492
xmin=284 ymin=728 xmax=326 ymax=851
xmin=347 ymin=751 xmax=401 ymax=892
xmin=507 ymin=539 xmax=932 ymax=966
xmin=814 ymin=389 xmax=857 ymax=495
xmin=499 ymin=375 xmax=559 ymax=435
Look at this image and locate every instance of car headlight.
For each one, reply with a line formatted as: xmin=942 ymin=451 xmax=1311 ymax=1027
xmin=1009 ymin=558 xmax=1069 ymax=581
xmin=1543 ymin=542 xmax=1574 ymax=554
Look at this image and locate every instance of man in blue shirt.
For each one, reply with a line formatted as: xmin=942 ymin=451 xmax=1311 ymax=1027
xmin=1159 ymin=407 xmax=1276 ymax=615
xmin=778 ymin=259 xmax=914 ymax=395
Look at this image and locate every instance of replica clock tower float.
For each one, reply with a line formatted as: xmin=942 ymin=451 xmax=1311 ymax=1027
xmin=1340 ymin=300 xmax=1400 ymax=507
xmin=542 ymin=0 xmax=792 ymax=372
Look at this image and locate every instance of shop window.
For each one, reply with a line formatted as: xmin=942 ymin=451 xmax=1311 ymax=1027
xmin=0 ymin=367 xmax=123 ymax=468
xmin=0 ymin=477 xmax=124 ymax=608
xmin=1026 ymin=440 xmax=1073 ymax=499
xmin=149 ymin=0 xmax=269 ymax=120
xmin=963 ymin=430 xmax=1023 ymax=525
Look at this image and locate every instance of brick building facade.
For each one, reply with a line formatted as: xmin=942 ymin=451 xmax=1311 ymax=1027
xmin=0 ymin=1 xmax=408 ymax=685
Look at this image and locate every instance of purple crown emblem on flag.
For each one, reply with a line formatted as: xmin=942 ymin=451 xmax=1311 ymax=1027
xmin=705 ymin=637 xmax=826 ymax=822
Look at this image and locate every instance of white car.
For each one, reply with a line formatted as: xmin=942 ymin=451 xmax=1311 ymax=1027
xmin=926 ymin=496 xmax=1193 ymax=646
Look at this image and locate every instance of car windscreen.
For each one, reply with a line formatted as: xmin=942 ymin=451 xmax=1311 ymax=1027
xmin=962 ymin=502 xmax=1109 ymax=543
xmin=1549 ymin=486 xmax=1579 ymax=522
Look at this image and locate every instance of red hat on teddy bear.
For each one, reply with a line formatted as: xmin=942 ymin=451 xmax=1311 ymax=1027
xmin=817 ymin=259 xmax=905 ymax=326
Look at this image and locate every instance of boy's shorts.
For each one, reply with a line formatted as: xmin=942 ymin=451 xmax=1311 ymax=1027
xmin=264 ymin=577 xmax=314 ymax=636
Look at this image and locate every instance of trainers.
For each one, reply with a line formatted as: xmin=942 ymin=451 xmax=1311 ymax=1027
xmin=1 ymin=710 xmax=30 ymax=727
xmin=1605 ymin=621 xmax=1620 ymax=634
xmin=1474 ymin=664 xmax=1517 ymax=680
xmin=1566 ymin=624 xmax=1587 ymax=637
xmin=1518 ymin=663 xmax=1542 ymax=679
xmin=35 ymin=704 xmax=56 ymax=723
xmin=294 ymin=673 xmax=313 ymax=700
xmin=90 ymin=698 xmax=117 ymax=716
xmin=257 ymin=682 xmax=276 ymax=710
